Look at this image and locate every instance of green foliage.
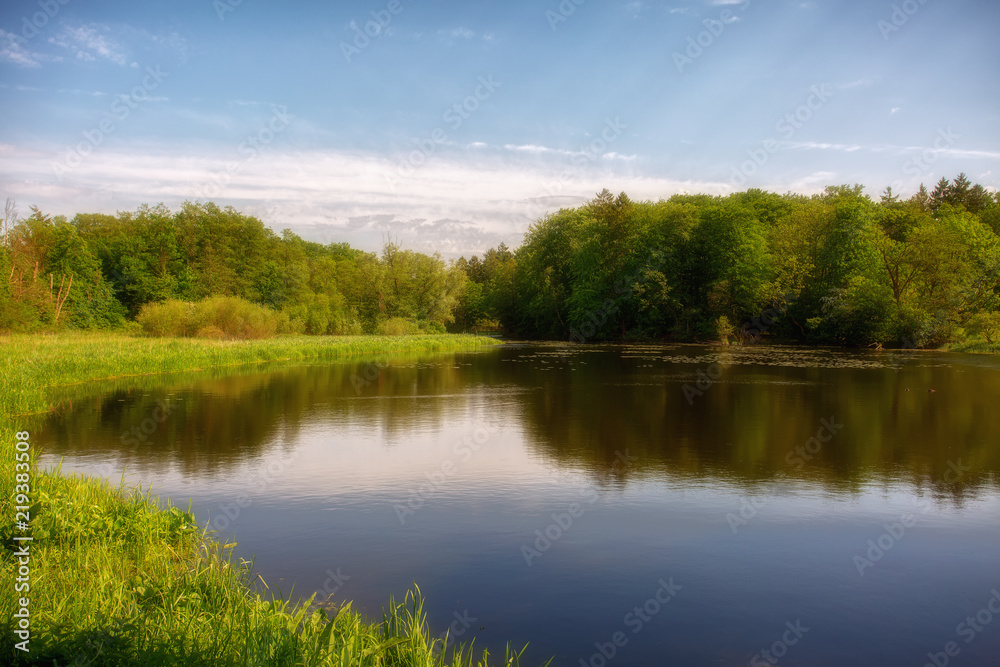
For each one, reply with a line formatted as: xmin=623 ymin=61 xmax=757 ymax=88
xmin=380 ymin=316 xmax=420 ymax=336
xmin=1 ymin=202 xmax=467 ymax=337
xmin=4 ymin=174 xmax=998 ymax=349
xmin=966 ymin=311 xmax=1000 ymax=344
xmin=459 ymin=177 xmax=999 ymax=348
xmin=137 ymin=296 xmax=283 ymax=340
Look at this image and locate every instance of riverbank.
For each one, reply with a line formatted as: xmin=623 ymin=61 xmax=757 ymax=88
xmin=1 ymin=333 xmax=522 ymax=666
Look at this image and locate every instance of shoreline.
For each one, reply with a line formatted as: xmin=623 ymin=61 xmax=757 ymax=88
xmin=1 ymin=333 xmax=530 ymax=666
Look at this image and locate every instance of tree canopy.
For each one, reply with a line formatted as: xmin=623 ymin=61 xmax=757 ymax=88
xmin=3 ymin=174 xmax=998 ymax=348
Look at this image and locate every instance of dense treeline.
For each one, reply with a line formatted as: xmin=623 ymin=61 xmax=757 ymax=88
xmin=3 ymin=173 xmax=999 ymax=348
xmin=457 ymin=174 xmax=1000 ymax=348
xmin=0 ymin=201 xmax=465 ymax=336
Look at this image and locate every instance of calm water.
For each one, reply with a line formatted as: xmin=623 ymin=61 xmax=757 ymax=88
xmin=35 ymin=344 xmax=1000 ymax=666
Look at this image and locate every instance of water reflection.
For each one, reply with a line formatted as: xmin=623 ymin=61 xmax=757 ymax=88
xmin=38 ymin=345 xmax=1000 ymax=499
xmin=32 ymin=344 xmax=1000 ymax=667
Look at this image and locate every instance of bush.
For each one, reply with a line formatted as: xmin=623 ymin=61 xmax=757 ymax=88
xmin=380 ymin=317 xmax=420 ymax=336
xmin=966 ymin=311 xmax=1000 ymax=344
xmin=192 ymin=296 xmax=278 ymax=339
xmin=136 ymin=299 xmax=193 ymax=337
xmin=137 ymin=296 xmax=281 ymax=340
xmin=195 ymin=325 xmax=226 ymax=340
xmin=715 ymin=315 xmax=735 ymax=344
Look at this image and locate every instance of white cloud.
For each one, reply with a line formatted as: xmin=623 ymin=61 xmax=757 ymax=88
xmin=784 ymin=140 xmax=1000 ymax=161
xmin=784 ymin=141 xmax=864 ymax=153
xmin=435 ymin=27 xmax=495 ymax=45
xmin=834 ymin=78 xmax=876 ymax=90
xmin=49 ymin=24 xmax=130 ymax=66
xmin=0 ymin=142 xmax=729 ymax=257
xmin=0 ymin=29 xmax=59 ymax=67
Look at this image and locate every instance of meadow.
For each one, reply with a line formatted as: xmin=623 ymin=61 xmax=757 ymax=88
xmin=0 ymin=333 xmax=526 ymax=666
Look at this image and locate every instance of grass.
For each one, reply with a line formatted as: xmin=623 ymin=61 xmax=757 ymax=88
xmin=947 ymin=339 xmax=1000 ymax=354
xmin=0 ymin=332 xmax=502 ymax=419
xmin=0 ymin=332 xmax=530 ymax=666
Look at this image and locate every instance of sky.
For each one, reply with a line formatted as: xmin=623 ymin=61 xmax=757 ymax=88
xmin=1 ymin=0 xmax=998 ymax=257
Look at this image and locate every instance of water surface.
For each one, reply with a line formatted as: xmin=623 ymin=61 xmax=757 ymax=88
xmin=36 ymin=344 xmax=1000 ymax=666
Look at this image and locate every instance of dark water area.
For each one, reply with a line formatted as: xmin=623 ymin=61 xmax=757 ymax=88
xmin=34 ymin=344 xmax=1000 ymax=666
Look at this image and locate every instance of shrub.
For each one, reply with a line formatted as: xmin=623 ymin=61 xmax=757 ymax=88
xmin=196 ymin=325 xmax=226 ymax=340
xmin=966 ymin=311 xmax=1000 ymax=344
xmin=380 ymin=317 xmax=419 ymax=336
xmin=137 ymin=296 xmax=281 ymax=340
xmin=192 ymin=296 xmax=278 ymax=340
xmin=136 ymin=299 xmax=193 ymax=337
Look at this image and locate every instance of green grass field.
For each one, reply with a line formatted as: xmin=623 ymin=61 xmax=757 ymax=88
xmin=0 ymin=333 xmax=531 ymax=666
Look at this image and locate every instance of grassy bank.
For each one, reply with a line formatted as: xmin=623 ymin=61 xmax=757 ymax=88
xmin=946 ymin=339 xmax=1000 ymax=354
xmin=1 ymin=333 xmax=523 ymax=666
xmin=0 ymin=332 xmax=502 ymax=418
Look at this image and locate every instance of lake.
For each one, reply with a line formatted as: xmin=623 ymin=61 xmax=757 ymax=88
xmin=35 ymin=343 xmax=1000 ymax=666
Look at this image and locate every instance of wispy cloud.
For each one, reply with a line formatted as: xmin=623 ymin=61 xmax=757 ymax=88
xmin=0 ymin=29 xmax=60 ymax=67
xmin=785 ymin=140 xmax=1000 ymax=160
xmin=785 ymin=141 xmax=864 ymax=153
xmin=834 ymin=78 xmax=877 ymax=90
xmin=57 ymin=88 xmax=107 ymax=97
xmin=48 ymin=24 xmax=133 ymax=66
xmin=0 ymin=142 xmax=725 ymax=257
xmin=0 ymin=83 xmax=43 ymax=92
xmin=436 ymin=27 xmax=494 ymax=45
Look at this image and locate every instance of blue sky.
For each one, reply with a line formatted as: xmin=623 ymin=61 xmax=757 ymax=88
xmin=1 ymin=0 xmax=998 ymax=256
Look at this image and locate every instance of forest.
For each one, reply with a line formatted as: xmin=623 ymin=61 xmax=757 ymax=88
xmin=2 ymin=173 xmax=999 ymax=348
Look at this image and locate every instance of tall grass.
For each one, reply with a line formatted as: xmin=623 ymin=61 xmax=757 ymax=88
xmin=0 ymin=332 xmax=502 ymax=418
xmin=0 ymin=333 xmax=527 ymax=666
